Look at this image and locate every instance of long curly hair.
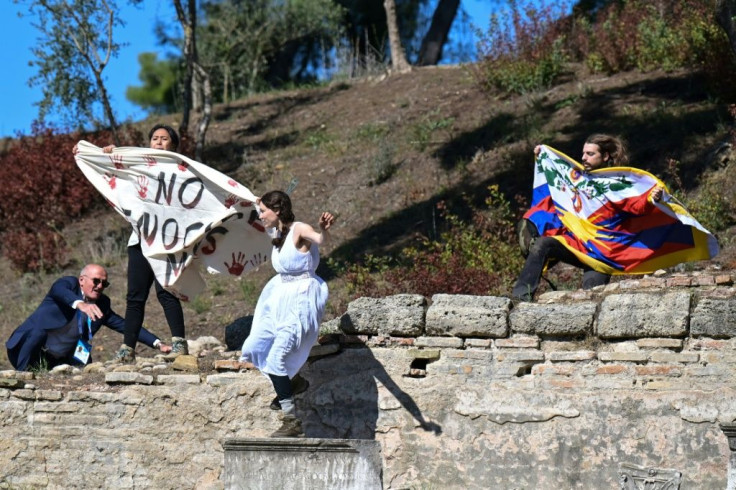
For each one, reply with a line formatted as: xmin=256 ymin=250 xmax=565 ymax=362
xmin=260 ymin=190 xmax=295 ymax=249
xmin=585 ymin=133 xmax=629 ymax=166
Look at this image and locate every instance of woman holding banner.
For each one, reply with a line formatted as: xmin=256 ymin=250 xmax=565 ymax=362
xmin=512 ymin=134 xmax=663 ymax=302
xmin=240 ymin=190 xmax=335 ymax=438
xmin=104 ymin=124 xmax=188 ymax=362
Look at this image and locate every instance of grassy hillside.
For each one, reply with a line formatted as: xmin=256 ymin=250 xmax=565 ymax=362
xmin=1 ymin=63 xmax=734 ymax=369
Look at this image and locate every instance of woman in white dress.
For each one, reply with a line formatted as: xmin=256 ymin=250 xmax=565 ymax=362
xmin=240 ymin=190 xmax=335 ymax=437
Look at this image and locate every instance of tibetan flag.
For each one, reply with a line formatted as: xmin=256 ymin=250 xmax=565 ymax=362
xmin=74 ymin=141 xmax=271 ymax=300
xmin=523 ymin=145 xmax=719 ymax=274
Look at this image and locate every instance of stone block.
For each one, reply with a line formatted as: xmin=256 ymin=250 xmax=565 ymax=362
xmin=309 ymin=344 xmax=341 ymax=358
xmin=667 ymin=276 xmax=693 ymax=287
xmin=695 ymin=275 xmax=715 ymax=286
xmin=415 ymin=337 xmax=463 ymax=348
xmin=223 ymin=438 xmax=382 ymax=490
xmin=172 ymin=355 xmax=199 ymax=372
xmin=595 ymin=364 xmax=628 ymax=375
xmin=691 ymin=297 xmax=736 ymax=338
xmin=464 ymin=338 xmax=492 ymax=348
xmin=510 ymin=302 xmax=596 ymax=337
xmin=319 ymin=317 xmax=342 ymax=335
xmin=648 ymin=352 xmax=699 ymax=364
xmin=157 ymin=375 xmax=201 ymax=385
xmin=547 ymin=351 xmax=596 ymax=362
xmin=0 ymin=379 xmax=25 ymax=389
xmin=636 ymin=338 xmax=683 ymax=349
xmin=340 ymin=294 xmax=426 ymax=336
xmin=214 ymin=360 xmax=251 ymax=371
xmin=35 ymin=390 xmax=63 ymax=401
xmin=716 ymin=274 xmax=733 ymax=285
xmin=634 ymin=365 xmax=683 ymax=377
xmin=425 ymin=294 xmax=509 ymax=338
xmin=598 ymin=352 xmax=648 ymax=363
xmin=495 ymin=350 xmax=545 ymax=363
xmin=0 ymin=370 xmax=34 ymax=380
xmin=495 ymin=335 xmax=540 ymax=349
xmin=532 ymin=364 xmax=575 ymax=376
xmin=11 ymin=389 xmax=36 ymax=399
xmin=596 ymin=292 xmax=690 ymax=338
xmin=407 ymin=349 xmax=441 ymax=360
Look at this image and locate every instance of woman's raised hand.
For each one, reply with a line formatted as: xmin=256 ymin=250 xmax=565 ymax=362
xmin=319 ymin=212 xmax=335 ymax=231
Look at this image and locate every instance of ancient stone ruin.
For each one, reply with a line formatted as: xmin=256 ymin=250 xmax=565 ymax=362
xmin=2 ymin=272 xmax=736 ymax=488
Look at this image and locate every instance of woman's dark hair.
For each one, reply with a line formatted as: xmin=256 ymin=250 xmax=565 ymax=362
xmin=585 ymin=133 xmax=629 ymax=166
xmin=261 ymin=190 xmax=295 ymax=248
xmin=149 ymin=124 xmax=180 ymax=151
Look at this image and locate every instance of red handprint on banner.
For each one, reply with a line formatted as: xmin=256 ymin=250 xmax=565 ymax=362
xmin=224 ymin=194 xmax=239 ymax=208
xmin=103 ymin=173 xmax=117 ymax=189
xmin=177 ymin=160 xmax=189 ymax=171
xmin=239 ymin=200 xmax=253 ymax=208
xmin=136 ymin=175 xmax=149 ymax=199
xmin=225 ymin=252 xmax=247 ymax=276
xmin=110 ymin=154 xmax=124 ymax=169
xmin=227 ymin=179 xmax=238 ymax=188
xmin=249 ymin=252 xmax=268 ymax=267
xmin=143 ymin=155 xmax=157 ymax=167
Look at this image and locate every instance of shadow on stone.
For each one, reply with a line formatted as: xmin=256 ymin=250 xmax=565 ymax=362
xmin=299 ymin=339 xmax=441 ymax=440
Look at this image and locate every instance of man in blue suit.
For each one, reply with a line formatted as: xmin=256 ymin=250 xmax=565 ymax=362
xmin=6 ymin=264 xmax=170 ymax=371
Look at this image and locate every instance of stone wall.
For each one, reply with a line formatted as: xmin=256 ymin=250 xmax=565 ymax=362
xmin=2 ymin=276 xmax=736 ymax=489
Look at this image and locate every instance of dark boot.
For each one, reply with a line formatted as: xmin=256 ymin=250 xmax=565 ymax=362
xmin=113 ymin=344 xmax=136 ymax=364
xmin=271 ymin=413 xmax=305 ymax=438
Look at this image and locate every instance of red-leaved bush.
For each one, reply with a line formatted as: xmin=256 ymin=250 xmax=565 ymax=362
xmin=0 ymin=123 xmax=144 ymax=272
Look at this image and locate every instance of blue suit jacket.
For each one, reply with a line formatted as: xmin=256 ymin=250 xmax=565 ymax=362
xmin=5 ymin=276 xmax=159 ymax=370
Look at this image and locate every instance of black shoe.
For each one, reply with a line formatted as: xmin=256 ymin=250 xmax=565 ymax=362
xmin=269 ymin=397 xmax=281 ymax=410
xmin=269 ymin=375 xmax=310 ymax=410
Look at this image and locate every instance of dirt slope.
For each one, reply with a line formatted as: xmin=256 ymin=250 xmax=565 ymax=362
xmin=1 ymin=64 xmax=734 ymax=369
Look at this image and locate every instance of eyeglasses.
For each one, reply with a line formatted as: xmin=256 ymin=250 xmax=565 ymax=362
xmin=86 ymin=277 xmax=110 ymax=288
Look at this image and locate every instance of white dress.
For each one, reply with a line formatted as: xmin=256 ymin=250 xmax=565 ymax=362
xmin=240 ymin=224 xmax=328 ymax=378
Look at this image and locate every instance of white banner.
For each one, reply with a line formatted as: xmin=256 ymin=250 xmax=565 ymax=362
xmin=74 ymin=140 xmax=271 ymax=300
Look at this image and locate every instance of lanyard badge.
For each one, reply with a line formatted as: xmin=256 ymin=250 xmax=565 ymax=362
xmin=74 ymin=311 xmax=93 ymax=364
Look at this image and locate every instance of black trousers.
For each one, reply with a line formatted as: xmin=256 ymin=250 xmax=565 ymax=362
xmin=512 ymin=237 xmax=610 ymax=301
xmin=124 ymin=244 xmax=185 ymax=348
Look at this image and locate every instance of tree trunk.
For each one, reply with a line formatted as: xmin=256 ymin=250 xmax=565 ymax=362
xmin=417 ymin=0 xmax=459 ymax=66
xmin=383 ymin=0 xmax=411 ymax=73
xmin=193 ymin=63 xmax=211 ymax=162
xmin=173 ymin=0 xmax=197 ymax=135
xmin=716 ymin=0 xmax=736 ymax=58
xmin=94 ymin=71 xmax=119 ymax=145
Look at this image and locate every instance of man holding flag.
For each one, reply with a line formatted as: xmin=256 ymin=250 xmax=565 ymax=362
xmin=512 ymin=134 xmax=718 ymax=302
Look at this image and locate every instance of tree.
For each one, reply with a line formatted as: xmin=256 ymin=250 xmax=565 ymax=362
xmin=21 ymin=0 xmax=131 ymax=143
xmin=197 ymin=0 xmax=344 ymax=98
xmin=172 ymin=0 xmax=212 ymax=161
xmin=126 ymin=53 xmax=179 ymax=114
xmin=384 ymin=0 xmax=411 ymax=73
xmin=417 ymin=0 xmax=459 ymax=66
xmin=716 ymin=0 xmax=736 ymax=59
xmin=172 ymin=0 xmax=198 ymax=136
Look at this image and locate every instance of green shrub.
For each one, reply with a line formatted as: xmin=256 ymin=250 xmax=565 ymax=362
xmin=472 ymin=0 xmax=570 ymax=95
xmin=334 ymin=187 xmax=525 ymax=299
xmin=0 ymin=124 xmax=143 ymax=272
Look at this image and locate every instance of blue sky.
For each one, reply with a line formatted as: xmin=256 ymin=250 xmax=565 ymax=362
xmin=0 ymin=0 xmax=493 ymax=137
